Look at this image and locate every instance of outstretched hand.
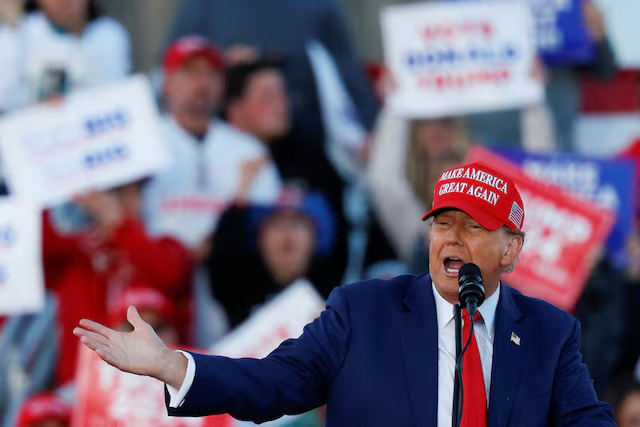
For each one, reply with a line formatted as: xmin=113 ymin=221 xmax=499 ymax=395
xmin=73 ymin=306 xmax=187 ymax=389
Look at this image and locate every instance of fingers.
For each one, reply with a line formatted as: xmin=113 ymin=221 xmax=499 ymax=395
xmin=77 ymin=319 xmax=116 ymax=340
xmin=126 ymin=306 xmax=146 ymax=329
xmin=74 ymin=328 xmax=111 ymax=346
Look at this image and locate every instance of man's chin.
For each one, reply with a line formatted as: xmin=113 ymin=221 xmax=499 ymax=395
xmin=431 ymin=273 xmax=460 ymax=303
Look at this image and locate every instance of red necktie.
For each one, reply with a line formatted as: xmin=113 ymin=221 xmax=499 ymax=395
xmin=461 ymin=309 xmax=487 ymax=427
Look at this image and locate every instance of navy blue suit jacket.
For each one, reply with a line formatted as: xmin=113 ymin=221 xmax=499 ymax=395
xmin=167 ymin=274 xmax=615 ymax=426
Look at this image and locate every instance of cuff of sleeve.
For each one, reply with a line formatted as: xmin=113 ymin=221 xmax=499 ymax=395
xmin=167 ymin=350 xmax=196 ymax=408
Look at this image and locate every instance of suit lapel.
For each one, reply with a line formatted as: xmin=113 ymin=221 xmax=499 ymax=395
xmin=400 ymin=274 xmax=438 ymax=427
xmin=488 ymin=284 xmax=524 ymax=427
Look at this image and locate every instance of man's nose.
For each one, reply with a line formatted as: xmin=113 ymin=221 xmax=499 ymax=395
xmin=444 ymin=225 xmax=463 ymax=246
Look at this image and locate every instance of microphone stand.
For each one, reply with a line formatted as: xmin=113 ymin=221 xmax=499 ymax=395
xmin=452 ymin=304 xmax=462 ymax=427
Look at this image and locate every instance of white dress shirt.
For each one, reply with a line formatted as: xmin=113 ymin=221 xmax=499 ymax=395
xmin=167 ymin=281 xmax=501 ymax=419
xmin=434 ymin=282 xmax=500 ymax=427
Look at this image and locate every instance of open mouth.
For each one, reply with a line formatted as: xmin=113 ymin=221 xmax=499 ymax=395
xmin=443 ymin=257 xmax=465 ymax=276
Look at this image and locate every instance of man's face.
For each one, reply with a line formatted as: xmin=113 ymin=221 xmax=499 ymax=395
xmin=259 ymin=211 xmax=315 ymax=283
xmin=234 ymin=69 xmax=290 ymax=141
xmin=164 ymin=56 xmax=223 ymax=118
xmin=38 ymin=0 xmax=87 ymax=28
xmin=428 ymin=210 xmax=522 ymax=304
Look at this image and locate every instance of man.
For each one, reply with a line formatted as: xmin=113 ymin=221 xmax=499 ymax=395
xmin=143 ymin=35 xmax=281 ymax=257
xmin=74 ymin=162 xmax=615 ymax=426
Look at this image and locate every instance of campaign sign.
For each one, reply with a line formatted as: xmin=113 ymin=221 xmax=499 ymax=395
xmin=213 ymin=279 xmax=325 ymax=358
xmin=529 ymin=0 xmax=595 ymax=65
xmin=380 ymin=1 xmax=543 ymax=118
xmin=213 ymin=280 xmax=325 ymax=427
xmin=0 ymin=198 xmax=43 ymax=315
xmin=73 ymin=345 xmax=232 ymax=427
xmin=0 ymin=75 xmax=170 ymax=207
xmin=494 ymin=147 xmax=636 ymax=262
xmin=464 ymin=146 xmax=615 ymax=311
xmin=444 ymin=0 xmax=594 ymax=65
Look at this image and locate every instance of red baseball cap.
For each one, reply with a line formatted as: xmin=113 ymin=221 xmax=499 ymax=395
xmin=108 ymin=288 xmax=176 ymax=328
xmin=163 ymin=35 xmax=225 ymax=74
xmin=422 ymin=162 xmax=525 ymax=231
xmin=17 ymin=392 xmax=72 ymax=427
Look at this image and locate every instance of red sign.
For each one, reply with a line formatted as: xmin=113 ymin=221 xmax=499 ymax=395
xmin=73 ymin=345 xmax=233 ymax=427
xmin=464 ymin=146 xmax=615 ymax=311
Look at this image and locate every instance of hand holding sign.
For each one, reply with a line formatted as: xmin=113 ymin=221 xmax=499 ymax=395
xmin=73 ymin=306 xmax=188 ymax=390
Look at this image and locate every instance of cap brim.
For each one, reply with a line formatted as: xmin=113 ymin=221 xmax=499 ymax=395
xmin=421 ymin=200 xmax=504 ymax=231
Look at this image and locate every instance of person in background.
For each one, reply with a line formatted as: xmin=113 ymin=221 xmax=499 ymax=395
xmin=143 ymin=36 xmax=281 ymax=347
xmin=208 ymin=185 xmax=337 ymax=328
xmin=466 ymin=0 xmax=616 ymax=151
xmin=367 ymin=108 xmax=468 ymax=265
xmin=224 ymin=60 xmax=350 ymax=283
xmin=18 ymin=0 xmax=130 ymax=105
xmin=167 ymin=0 xmax=378 ymax=153
xmin=16 ymin=392 xmax=72 ymax=427
xmin=109 ymin=287 xmax=179 ymax=347
xmin=575 ymin=253 xmax=626 ymax=395
xmin=143 ymin=36 xmax=281 ymax=259
xmin=44 ymin=181 xmax=193 ymax=386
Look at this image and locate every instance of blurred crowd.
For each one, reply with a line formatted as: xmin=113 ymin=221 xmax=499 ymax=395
xmin=1 ymin=0 xmax=640 ymax=426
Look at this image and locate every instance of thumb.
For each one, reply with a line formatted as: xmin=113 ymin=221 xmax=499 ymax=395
xmin=126 ymin=306 xmax=146 ymax=329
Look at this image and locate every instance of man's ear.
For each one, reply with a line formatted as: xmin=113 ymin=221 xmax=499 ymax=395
xmin=501 ymin=232 xmax=524 ymax=269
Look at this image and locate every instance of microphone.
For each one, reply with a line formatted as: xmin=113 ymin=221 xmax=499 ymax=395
xmin=458 ymin=263 xmax=485 ymax=318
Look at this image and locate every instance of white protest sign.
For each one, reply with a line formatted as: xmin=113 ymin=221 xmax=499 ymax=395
xmin=212 ymin=280 xmax=325 ymax=427
xmin=0 ymin=75 xmax=170 ymax=206
xmin=212 ymin=279 xmax=325 ymax=359
xmin=0 ymin=198 xmax=43 ymax=315
xmin=380 ymin=1 xmax=543 ymax=118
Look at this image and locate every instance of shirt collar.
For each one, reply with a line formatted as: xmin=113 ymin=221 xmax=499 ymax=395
xmin=431 ymin=280 xmax=501 ymax=339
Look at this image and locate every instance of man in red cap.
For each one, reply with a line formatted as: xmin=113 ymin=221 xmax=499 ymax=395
xmin=143 ymin=35 xmax=283 ymax=347
xmin=143 ymin=35 xmax=281 ymax=259
xmin=16 ymin=392 xmax=72 ymax=427
xmin=75 ymin=162 xmax=615 ymax=426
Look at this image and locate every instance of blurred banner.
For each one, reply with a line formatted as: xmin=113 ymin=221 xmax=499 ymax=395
xmin=444 ymin=0 xmax=594 ymax=65
xmin=73 ymin=281 xmax=324 ymax=427
xmin=380 ymin=1 xmax=542 ymax=118
xmin=73 ymin=345 xmax=233 ymax=427
xmin=0 ymin=75 xmax=170 ymax=207
xmin=0 ymin=198 xmax=43 ymax=315
xmin=465 ymin=146 xmax=614 ymax=311
xmin=494 ymin=147 xmax=636 ymax=264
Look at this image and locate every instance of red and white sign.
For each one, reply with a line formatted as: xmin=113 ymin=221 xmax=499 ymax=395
xmin=380 ymin=1 xmax=543 ymax=118
xmin=464 ymin=146 xmax=615 ymax=311
xmin=73 ymin=345 xmax=232 ymax=427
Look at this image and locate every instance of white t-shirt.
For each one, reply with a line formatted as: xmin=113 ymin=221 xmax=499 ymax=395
xmin=18 ymin=12 xmax=130 ymax=105
xmin=142 ymin=116 xmax=282 ymax=249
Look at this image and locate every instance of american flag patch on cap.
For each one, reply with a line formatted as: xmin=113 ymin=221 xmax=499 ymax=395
xmin=509 ymin=202 xmax=524 ymax=229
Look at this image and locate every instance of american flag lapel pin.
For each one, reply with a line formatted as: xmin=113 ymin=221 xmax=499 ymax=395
xmin=510 ymin=332 xmax=521 ymax=346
